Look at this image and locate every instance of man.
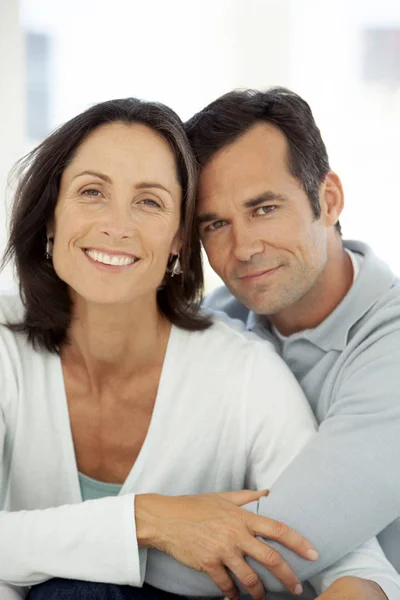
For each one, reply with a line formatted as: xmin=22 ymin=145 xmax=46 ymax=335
xmin=189 ymin=88 xmax=400 ymax=597
xmin=143 ymin=89 xmax=400 ymax=600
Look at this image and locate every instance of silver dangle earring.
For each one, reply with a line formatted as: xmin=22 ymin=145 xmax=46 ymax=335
xmin=168 ymin=253 xmax=183 ymax=277
xmin=45 ymin=237 xmax=53 ymax=260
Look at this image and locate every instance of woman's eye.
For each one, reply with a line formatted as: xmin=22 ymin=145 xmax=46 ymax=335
xmin=139 ymin=198 xmax=161 ymax=208
xmin=82 ymin=189 xmax=102 ymax=198
xmin=255 ymin=205 xmax=276 ymax=215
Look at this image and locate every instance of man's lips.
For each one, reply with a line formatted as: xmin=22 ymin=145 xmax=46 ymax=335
xmin=238 ymin=266 xmax=281 ymax=280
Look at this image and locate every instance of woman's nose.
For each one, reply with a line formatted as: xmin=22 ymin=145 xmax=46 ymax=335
xmin=100 ymin=203 xmax=133 ymax=240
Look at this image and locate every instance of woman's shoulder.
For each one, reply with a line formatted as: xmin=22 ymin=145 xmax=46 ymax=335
xmin=180 ymin=309 xmax=279 ymax=367
xmin=0 ymin=293 xmax=38 ymax=385
xmin=0 ymin=292 xmax=25 ymax=324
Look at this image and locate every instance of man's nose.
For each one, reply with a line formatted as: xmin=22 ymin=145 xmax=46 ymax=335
xmin=231 ymin=223 xmax=264 ymax=262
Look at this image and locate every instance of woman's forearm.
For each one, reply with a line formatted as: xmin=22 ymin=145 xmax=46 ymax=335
xmin=0 ymin=495 xmax=142 ymax=587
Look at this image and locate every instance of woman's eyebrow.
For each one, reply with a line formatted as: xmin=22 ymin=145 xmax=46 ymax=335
xmin=71 ymin=172 xmax=172 ymax=197
xmin=135 ymin=182 xmax=172 ymax=196
xmin=72 ymin=170 xmax=112 ymax=183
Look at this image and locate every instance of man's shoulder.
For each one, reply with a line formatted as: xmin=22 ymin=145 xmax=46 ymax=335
xmin=355 ymin=281 xmax=400 ymax=340
xmin=204 ymin=285 xmax=251 ymax=324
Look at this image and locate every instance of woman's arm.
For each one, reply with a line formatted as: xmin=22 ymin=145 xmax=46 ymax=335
xmin=143 ymin=340 xmax=400 ymax=597
xmin=0 ymin=493 xmax=142 ymax=587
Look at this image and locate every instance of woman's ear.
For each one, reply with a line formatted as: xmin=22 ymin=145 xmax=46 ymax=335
xmin=170 ymin=229 xmax=182 ymax=256
xmin=320 ymin=172 xmax=344 ymax=228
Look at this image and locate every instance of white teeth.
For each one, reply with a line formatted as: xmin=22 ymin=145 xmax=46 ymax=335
xmin=86 ymin=249 xmax=135 ymax=266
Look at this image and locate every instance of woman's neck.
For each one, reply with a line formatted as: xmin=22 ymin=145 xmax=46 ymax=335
xmin=62 ymin=293 xmax=171 ymax=385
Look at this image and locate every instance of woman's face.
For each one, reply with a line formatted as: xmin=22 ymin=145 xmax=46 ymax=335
xmin=51 ymin=122 xmax=182 ymax=306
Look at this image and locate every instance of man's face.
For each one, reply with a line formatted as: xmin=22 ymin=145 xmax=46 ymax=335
xmin=197 ymin=122 xmax=331 ymax=316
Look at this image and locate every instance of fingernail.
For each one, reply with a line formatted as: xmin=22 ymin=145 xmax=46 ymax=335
xmin=294 ymin=584 xmax=303 ymax=595
xmin=307 ymin=549 xmax=319 ymax=560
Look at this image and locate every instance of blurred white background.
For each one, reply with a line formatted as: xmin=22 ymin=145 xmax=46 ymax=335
xmin=1 ymin=0 xmax=399 ymax=291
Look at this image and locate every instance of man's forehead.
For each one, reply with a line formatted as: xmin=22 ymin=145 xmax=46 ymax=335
xmin=197 ymin=125 xmax=290 ymax=207
xmin=209 ymin=121 xmax=286 ymax=162
xmin=200 ymin=123 xmax=288 ymax=183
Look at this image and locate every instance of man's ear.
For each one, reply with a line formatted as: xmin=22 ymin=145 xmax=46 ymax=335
xmin=320 ymin=172 xmax=344 ymax=228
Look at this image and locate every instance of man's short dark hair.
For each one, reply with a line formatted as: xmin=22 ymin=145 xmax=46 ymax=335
xmin=185 ymin=87 xmax=341 ymax=234
xmin=2 ymin=98 xmax=211 ymax=353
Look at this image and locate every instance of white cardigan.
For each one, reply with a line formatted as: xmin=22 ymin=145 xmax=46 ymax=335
xmin=0 ymin=294 xmax=398 ymax=598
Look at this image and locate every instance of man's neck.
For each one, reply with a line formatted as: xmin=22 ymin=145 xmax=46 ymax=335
xmin=269 ymin=242 xmax=354 ymax=337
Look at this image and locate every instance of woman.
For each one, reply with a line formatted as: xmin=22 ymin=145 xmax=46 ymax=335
xmin=0 ymin=98 xmax=395 ymax=600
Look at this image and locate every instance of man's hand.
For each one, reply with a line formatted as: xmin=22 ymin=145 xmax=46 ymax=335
xmin=135 ymin=490 xmax=318 ymax=600
xmin=317 ymin=577 xmax=388 ymax=600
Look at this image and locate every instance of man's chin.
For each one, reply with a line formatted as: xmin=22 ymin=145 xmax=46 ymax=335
xmin=231 ymin=289 xmax=280 ymax=316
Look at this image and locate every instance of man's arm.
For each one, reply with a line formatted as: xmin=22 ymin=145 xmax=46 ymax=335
xmin=144 ymin=329 xmax=400 ymax=594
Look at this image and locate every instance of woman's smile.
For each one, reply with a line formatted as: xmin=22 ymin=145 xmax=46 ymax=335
xmin=83 ymin=247 xmax=140 ymax=272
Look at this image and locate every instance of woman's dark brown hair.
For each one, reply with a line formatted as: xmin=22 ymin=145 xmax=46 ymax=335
xmin=2 ymin=98 xmax=211 ymax=353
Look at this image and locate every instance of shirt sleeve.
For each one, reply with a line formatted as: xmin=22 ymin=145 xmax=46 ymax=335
xmin=0 ymin=492 xmax=145 ymax=587
xmin=144 ymin=330 xmax=400 ymax=595
xmin=0 ymin=584 xmax=29 ymax=599
xmin=0 ymin=377 xmax=145 ymax=587
xmin=309 ymin=537 xmax=400 ymax=599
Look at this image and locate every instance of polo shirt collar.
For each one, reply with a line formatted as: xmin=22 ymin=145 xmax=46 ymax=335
xmin=247 ymin=241 xmax=395 ymax=352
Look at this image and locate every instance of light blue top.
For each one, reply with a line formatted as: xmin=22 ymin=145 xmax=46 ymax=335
xmin=78 ymin=472 xmax=122 ymax=501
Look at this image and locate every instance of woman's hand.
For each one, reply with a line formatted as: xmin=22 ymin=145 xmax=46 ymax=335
xmin=135 ymin=490 xmax=318 ymax=600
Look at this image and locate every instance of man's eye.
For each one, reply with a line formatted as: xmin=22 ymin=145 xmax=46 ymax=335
xmin=255 ymin=205 xmax=276 ymax=215
xmin=205 ymin=220 xmax=226 ymax=232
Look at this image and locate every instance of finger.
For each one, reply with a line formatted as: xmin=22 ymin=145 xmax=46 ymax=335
xmin=205 ymin=564 xmax=240 ymax=600
xmin=225 ymin=555 xmax=266 ymax=600
xmin=243 ymin=538 xmax=303 ymax=596
xmin=218 ymin=489 xmax=269 ymax=505
xmin=249 ymin=515 xmax=318 ymax=561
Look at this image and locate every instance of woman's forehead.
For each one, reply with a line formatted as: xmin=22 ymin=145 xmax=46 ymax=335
xmin=63 ymin=122 xmax=181 ymax=189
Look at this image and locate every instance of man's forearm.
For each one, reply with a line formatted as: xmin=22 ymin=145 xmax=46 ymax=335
xmin=317 ymin=577 xmax=387 ymax=600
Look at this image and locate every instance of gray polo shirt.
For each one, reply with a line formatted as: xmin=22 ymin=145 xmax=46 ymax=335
xmin=145 ymin=240 xmax=400 ymax=598
xmin=207 ymin=240 xmax=400 ymax=561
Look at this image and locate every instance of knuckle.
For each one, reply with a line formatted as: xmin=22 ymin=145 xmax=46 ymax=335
xmin=264 ymin=548 xmax=282 ymax=568
xmin=202 ymin=555 xmax=220 ymax=571
xmin=241 ymin=570 xmax=259 ymax=588
xmin=224 ymin=524 xmax=240 ymax=542
xmin=219 ymin=582 xmax=236 ymax=595
xmin=273 ymin=520 xmax=290 ymax=539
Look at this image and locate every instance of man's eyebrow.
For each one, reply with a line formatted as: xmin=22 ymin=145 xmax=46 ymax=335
xmin=244 ymin=191 xmax=288 ymax=208
xmin=197 ymin=212 xmax=220 ymax=225
xmin=197 ymin=191 xmax=288 ymax=225
xmin=72 ymin=172 xmax=172 ymax=196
